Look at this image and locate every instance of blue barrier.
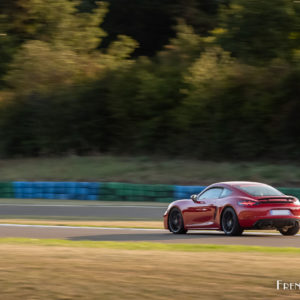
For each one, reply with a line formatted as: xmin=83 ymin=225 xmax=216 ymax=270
xmin=11 ymin=182 xmax=209 ymax=201
xmin=12 ymin=182 xmax=207 ymax=201
xmin=174 ymin=185 xmax=206 ymax=200
xmin=13 ymin=181 xmax=101 ymax=200
xmin=6 ymin=182 xmax=300 ymax=202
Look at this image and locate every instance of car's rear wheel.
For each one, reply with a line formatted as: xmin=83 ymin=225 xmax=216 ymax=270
xmin=278 ymin=222 xmax=299 ymax=236
xmin=221 ymin=207 xmax=244 ymax=236
xmin=168 ymin=208 xmax=187 ymax=234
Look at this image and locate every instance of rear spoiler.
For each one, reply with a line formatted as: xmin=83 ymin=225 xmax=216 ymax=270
xmin=258 ymin=196 xmax=295 ymax=203
xmin=258 ymin=196 xmax=294 ymax=200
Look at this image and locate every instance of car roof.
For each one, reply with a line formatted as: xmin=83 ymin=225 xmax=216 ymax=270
xmin=222 ymin=181 xmax=264 ymax=185
xmin=211 ymin=181 xmax=267 ymax=188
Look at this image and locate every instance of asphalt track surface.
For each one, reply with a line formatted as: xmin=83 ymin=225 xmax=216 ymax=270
xmin=0 ymin=203 xmax=166 ymax=219
xmin=1 ymin=202 xmax=300 ymax=247
xmin=1 ymin=224 xmax=300 ymax=247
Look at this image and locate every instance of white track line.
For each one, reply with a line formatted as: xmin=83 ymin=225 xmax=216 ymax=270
xmin=0 ymin=224 xmax=295 ymax=235
xmin=0 ymin=204 xmax=165 ymax=209
xmin=0 ymin=224 xmax=165 ymax=231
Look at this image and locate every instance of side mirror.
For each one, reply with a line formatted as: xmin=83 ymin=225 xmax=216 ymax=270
xmin=191 ymin=194 xmax=197 ymax=202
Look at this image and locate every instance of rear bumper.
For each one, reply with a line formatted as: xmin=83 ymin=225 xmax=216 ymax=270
xmin=253 ymin=218 xmax=300 ymax=229
xmin=237 ymin=206 xmax=300 ymax=228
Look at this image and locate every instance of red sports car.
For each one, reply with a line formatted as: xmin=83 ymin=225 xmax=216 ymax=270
xmin=164 ymin=181 xmax=300 ymax=236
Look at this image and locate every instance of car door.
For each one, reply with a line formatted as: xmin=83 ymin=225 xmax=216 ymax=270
xmin=185 ymin=187 xmax=223 ymax=228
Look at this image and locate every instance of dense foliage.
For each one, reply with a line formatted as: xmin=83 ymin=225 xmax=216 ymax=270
xmin=0 ymin=0 xmax=299 ymax=159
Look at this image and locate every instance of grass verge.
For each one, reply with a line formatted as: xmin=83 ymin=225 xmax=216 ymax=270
xmin=0 ymin=237 xmax=300 ymax=254
xmin=0 ymin=238 xmax=299 ymax=299
xmin=0 ymin=155 xmax=300 ymax=185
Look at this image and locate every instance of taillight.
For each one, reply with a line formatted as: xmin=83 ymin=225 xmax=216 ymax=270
xmin=238 ymin=200 xmax=258 ymax=207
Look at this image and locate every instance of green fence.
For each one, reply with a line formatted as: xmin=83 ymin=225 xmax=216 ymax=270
xmin=100 ymin=182 xmax=174 ymax=202
xmin=278 ymin=188 xmax=300 ymax=199
xmin=0 ymin=182 xmax=14 ymax=198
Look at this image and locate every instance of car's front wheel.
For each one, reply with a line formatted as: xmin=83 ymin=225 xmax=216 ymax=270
xmin=168 ymin=208 xmax=187 ymax=234
xmin=278 ymin=222 xmax=299 ymax=236
xmin=221 ymin=207 xmax=244 ymax=236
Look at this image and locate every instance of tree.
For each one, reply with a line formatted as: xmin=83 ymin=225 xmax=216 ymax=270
xmin=4 ymin=1 xmax=137 ymax=96
xmin=216 ymin=0 xmax=300 ymax=64
xmin=83 ymin=0 xmax=220 ymax=56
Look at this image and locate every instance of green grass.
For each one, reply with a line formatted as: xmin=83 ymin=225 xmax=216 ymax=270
xmin=0 ymin=155 xmax=300 ymax=185
xmin=2 ymin=240 xmax=299 ymax=299
xmin=1 ymin=237 xmax=300 ymax=253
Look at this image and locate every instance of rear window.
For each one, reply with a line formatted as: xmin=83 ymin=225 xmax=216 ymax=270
xmin=236 ymin=184 xmax=283 ymax=197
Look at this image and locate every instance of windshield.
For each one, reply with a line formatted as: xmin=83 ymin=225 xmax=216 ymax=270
xmin=236 ymin=184 xmax=283 ymax=197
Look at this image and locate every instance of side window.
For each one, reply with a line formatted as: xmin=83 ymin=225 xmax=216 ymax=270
xmin=220 ymin=188 xmax=232 ymax=198
xmin=198 ymin=188 xmax=223 ymax=200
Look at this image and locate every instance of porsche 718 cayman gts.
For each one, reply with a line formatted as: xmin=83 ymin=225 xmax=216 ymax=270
xmin=164 ymin=181 xmax=300 ymax=236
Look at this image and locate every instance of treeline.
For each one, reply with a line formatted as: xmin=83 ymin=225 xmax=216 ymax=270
xmin=0 ymin=0 xmax=299 ymax=159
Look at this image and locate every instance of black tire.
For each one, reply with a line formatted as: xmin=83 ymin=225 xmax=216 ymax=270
xmin=221 ymin=207 xmax=244 ymax=236
xmin=279 ymin=222 xmax=299 ymax=236
xmin=168 ymin=208 xmax=187 ymax=234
